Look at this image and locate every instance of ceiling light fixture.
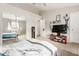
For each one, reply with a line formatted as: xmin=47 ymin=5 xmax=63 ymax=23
xmin=32 ymin=3 xmax=47 ymax=6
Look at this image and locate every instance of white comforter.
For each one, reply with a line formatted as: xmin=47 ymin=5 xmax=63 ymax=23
xmin=1 ymin=39 xmax=57 ymax=56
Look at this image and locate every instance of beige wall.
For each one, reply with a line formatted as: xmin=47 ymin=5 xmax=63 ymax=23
xmin=0 ymin=15 xmax=1 ymax=45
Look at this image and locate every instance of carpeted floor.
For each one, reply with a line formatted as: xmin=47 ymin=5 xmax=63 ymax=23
xmin=37 ymin=37 xmax=79 ymax=56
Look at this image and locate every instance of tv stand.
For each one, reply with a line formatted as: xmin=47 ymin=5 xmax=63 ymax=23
xmin=49 ymin=34 xmax=67 ymax=44
xmin=57 ymin=32 xmax=60 ymax=36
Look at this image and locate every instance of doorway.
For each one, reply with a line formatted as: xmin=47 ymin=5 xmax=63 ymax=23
xmin=31 ymin=27 xmax=35 ymax=38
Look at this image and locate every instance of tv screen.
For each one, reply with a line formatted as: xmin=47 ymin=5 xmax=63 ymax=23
xmin=52 ymin=24 xmax=67 ymax=34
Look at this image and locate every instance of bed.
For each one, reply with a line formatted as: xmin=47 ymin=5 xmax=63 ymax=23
xmin=2 ymin=33 xmax=18 ymax=43
xmin=0 ymin=38 xmax=57 ymax=56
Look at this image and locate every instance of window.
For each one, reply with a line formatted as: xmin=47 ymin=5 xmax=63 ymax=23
xmin=2 ymin=12 xmax=26 ymax=34
xmin=7 ymin=21 xmax=20 ymax=33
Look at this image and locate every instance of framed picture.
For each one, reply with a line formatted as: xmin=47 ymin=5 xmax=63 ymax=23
xmin=56 ymin=15 xmax=61 ymax=23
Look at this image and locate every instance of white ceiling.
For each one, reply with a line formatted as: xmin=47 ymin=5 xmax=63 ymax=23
xmin=9 ymin=3 xmax=79 ymax=14
xmin=29 ymin=3 xmax=79 ymax=11
xmin=8 ymin=3 xmax=40 ymax=14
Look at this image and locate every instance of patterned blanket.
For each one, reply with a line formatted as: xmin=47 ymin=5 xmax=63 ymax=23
xmin=0 ymin=39 xmax=57 ymax=56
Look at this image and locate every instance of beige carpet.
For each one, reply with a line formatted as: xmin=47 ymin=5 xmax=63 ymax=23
xmin=37 ymin=37 xmax=79 ymax=56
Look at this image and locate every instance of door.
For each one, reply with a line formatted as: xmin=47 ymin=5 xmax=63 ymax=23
xmin=70 ymin=12 xmax=79 ymax=43
xmin=40 ymin=20 xmax=46 ymax=37
xmin=31 ymin=27 xmax=35 ymax=38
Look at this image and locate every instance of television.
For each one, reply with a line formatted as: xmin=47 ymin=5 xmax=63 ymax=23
xmin=52 ymin=24 xmax=67 ymax=36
